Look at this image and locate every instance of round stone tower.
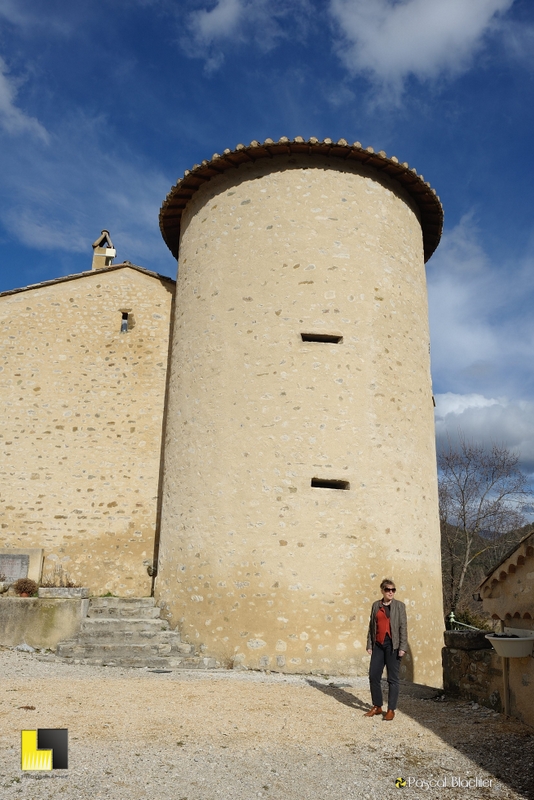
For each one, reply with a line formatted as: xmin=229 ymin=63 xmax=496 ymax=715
xmin=157 ymin=137 xmax=444 ymax=685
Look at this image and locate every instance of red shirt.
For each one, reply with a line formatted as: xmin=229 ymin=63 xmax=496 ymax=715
xmin=376 ymin=604 xmax=392 ymax=644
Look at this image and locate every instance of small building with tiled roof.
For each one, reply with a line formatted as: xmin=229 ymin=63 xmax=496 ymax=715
xmin=479 ymin=529 xmax=534 ymax=629
xmin=479 ymin=531 xmax=534 ymax=728
xmin=442 ymin=531 xmax=534 ymax=728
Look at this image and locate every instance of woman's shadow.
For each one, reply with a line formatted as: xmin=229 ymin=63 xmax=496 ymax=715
xmin=305 ymin=679 xmax=369 ymax=711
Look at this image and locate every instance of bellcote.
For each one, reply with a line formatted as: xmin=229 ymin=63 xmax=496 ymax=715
xmin=91 ymin=230 xmax=116 ymax=270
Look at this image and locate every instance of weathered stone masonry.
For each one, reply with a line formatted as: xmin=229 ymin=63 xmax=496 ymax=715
xmin=1 ymin=137 xmax=446 ymax=684
xmin=156 ymin=138 xmax=445 ymax=683
xmin=0 ymin=266 xmax=174 ymax=595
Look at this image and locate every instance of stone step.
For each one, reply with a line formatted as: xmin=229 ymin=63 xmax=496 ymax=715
xmin=89 ymin=597 xmax=155 ymax=607
xmin=61 ymin=655 xmax=218 ymax=669
xmin=57 ymin=641 xmax=184 ymax=659
xmin=55 ymin=596 xmax=216 ymax=670
xmin=76 ymin=629 xmax=195 ymax=651
xmin=81 ymin=618 xmax=171 ymax=634
xmin=87 ymin=599 xmax=159 ymax=621
xmin=87 ymin=606 xmax=160 ymax=619
xmin=76 ymin=632 xmax=193 ymax=648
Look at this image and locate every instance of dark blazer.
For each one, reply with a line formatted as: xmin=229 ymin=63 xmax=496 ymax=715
xmin=366 ymin=598 xmax=408 ymax=652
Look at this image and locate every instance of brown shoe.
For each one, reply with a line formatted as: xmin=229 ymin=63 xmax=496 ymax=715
xmin=384 ymin=709 xmax=395 ymax=721
xmin=364 ymin=706 xmax=383 ymax=717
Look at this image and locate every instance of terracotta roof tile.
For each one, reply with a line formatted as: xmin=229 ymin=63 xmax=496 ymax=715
xmin=159 ymin=137 xmax=443 ymax=262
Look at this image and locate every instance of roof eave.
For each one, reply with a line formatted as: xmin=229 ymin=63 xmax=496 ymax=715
xmin=159 ymin=137 xmax=443 ymax=263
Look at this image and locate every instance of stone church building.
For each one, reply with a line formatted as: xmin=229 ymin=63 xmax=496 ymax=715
xmin=1 ymin=137 xmax=445 ymax=684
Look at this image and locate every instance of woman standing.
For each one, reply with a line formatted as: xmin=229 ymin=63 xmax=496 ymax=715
xmin=364 ymin=579 xmax=408 ymax=721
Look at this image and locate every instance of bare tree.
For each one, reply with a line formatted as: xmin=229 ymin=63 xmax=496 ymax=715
xmin=438 ymin=436 xmax=528 ymax=612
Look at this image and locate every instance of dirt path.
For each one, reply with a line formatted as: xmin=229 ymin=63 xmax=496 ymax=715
xmin=1 ymin=648 xmax=533 ymax=800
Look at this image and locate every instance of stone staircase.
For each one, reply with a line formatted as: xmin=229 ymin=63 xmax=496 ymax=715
xmin=56 ymin=597 xmax=218 ymax=669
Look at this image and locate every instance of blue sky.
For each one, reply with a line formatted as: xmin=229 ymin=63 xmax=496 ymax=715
xmin=1 ymin=0 xmax=534 ymax=478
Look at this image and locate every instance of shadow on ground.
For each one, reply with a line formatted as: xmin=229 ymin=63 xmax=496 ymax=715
xmin=306 ymin=679 xmax=534 ymax=800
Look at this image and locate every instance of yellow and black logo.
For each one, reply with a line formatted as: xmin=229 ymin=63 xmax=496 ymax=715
xmin=395 ymin=777 xmax=407 ymax=788
xmin=21 ymin=729 xmax=68 ymax=770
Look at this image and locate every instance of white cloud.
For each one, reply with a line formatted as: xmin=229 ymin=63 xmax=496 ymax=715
xmin=0 ymin=0 xmax=36 ymax=27
xmin=427 ymin=214 xmax=534 ymax=399
xmin=0 ymin=6 xmax=178 ymax=277
xmin=0 ymin=0 xmax=72 ymax=35
xmin=329 ymin=0 xmax=514 ymax=91
xmin=0 ymin=56 xmax=48 ymax=141
xmin=182 ymin=0 xmax=516 ymax=83
xmin=500 ymin=18 xmax=534 ymax=66
xmin=183 ymin=0 xmax=311 ymax=68
xmin=435 ymin=393 xmax=534 ymax=475
xmin=0 ymin=108 xmax=174 ymax=272
xmin=435 ymin=392 xmax=500 ymax=417
xmin=190 ymin=0 xmax=243 ymax=46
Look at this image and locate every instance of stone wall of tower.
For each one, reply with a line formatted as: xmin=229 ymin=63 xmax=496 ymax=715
xmin=0 ymin=267 xmax=173 ymax=596
xmin=156 ymin=155 xmax=444 ymax=685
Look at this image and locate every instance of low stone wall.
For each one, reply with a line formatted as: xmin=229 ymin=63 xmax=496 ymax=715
xmin=443 ymin=645 xmax=503 ymax=711
xmin=0 ymin=597 xmax=88 ymax=649
xmin=443 ymin=642 xmax=534 ymax=728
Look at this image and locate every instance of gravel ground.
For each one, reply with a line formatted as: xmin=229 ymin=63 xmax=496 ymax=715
xmin=1 ymin=647 xmax=533 ymax=800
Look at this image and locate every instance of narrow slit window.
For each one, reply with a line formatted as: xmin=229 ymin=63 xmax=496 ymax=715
xmin=301 ymin=333 xmax=343 ymax=344
xmin=311 ymin=478 xmax=350 ymax=490
xmin=120 ymin=312 xmax=129 ymax=333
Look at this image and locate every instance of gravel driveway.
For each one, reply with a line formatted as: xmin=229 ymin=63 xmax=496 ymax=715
xmin=1 ymin=647 xmax=533 ymax=800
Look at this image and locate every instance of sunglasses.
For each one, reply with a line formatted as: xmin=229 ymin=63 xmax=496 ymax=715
xmin=383 ymin=587 xmax=396 ymax=592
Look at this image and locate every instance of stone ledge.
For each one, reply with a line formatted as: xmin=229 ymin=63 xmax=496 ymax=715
xmin=0 ymin=597 xmax=88 ymax=648
xmin=444 ymin=630 xmax=492 ymax=650
xmin=38 ymin=587 xmax=89 ymax=599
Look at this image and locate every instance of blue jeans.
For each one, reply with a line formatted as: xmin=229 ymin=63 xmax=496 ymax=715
xmin=369 ymin=635 xmax=401 ymax=710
